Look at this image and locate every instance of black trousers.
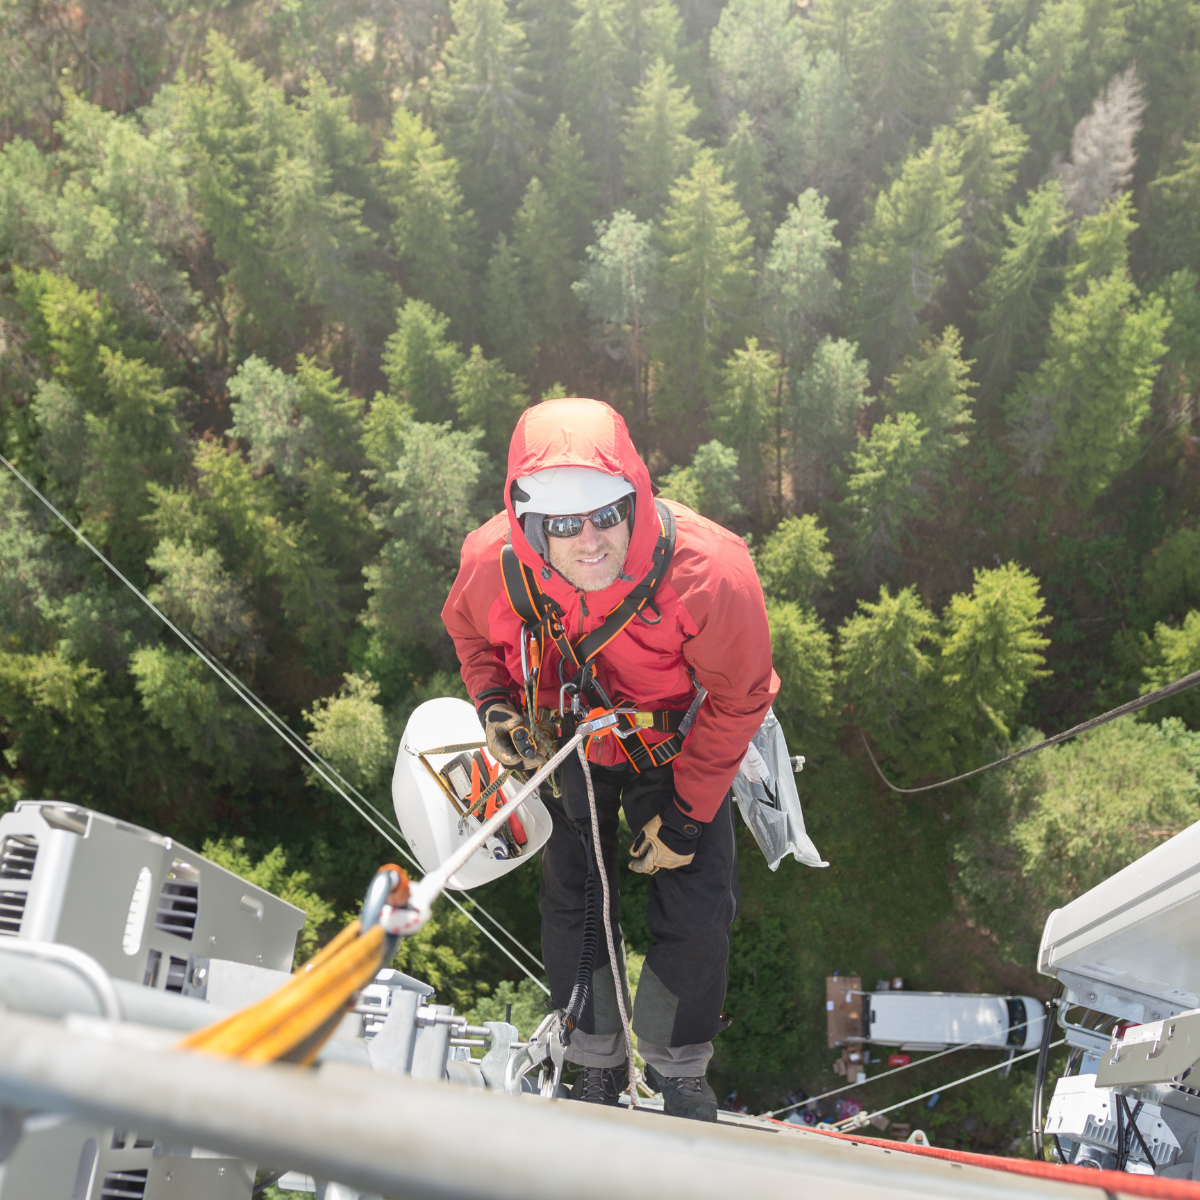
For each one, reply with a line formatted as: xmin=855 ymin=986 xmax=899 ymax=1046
xmin=538 ymin=753 xmax=740 ymax=1063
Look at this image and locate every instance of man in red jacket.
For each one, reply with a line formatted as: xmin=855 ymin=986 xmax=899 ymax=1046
xmin=442 ymin=397 xmax=778 ymax=1120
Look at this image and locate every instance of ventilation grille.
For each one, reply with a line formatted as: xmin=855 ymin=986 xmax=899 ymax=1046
xmin=100 ymin=1169 xmax=147 ymax=1200
xmin=0 ymin=835 xmax=36 ymax=881
xmin=154 ymin=877 xmax=198 ymax=940
xmin=0 ymin=890 xmax=26 ymax=936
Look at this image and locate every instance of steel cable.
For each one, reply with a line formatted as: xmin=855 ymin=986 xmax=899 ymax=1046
xmin=859 ymin=667 xmax=1200 ymax=795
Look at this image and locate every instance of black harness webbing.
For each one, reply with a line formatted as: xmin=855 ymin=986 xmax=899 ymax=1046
xmin=501 ymin=500 xmax=688 ymax=772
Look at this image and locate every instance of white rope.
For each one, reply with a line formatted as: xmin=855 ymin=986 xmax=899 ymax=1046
xmin=0 ymin=452 xmax=549 ymax=993
xmin=577 ymin=743 xmax=640 ymax=1108
xmin=833 ymin=1040 xmax=1065 ymax=1131
xmin=759 ymin=1017 xmax=1045 ymax=1119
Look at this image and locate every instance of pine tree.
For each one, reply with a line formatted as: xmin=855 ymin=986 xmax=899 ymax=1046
xmin=1007 ymin=268 xmax=1169 ymax=504
xmin=778 ymin=49 xmax=862 ymax=200
xmin=837 ymin=583 xmax=940 ymax=769
xmin=512 ymin=175 xmax=579 ymax=352
xmin=719 ymin=115 xmax=773 ymax=247
xmin=620 ymin=0 xmax=687 ymax=87
xmin=657 ymin=439 xmax=745 ymax=526
xmin=483 ymin=235 xmax=532 ymax=372
xmin=453 ymin=346 xmax=530 ymax=442
xmin=710 ymin=336 xmax=781 ymax=520
xmin=381 ymin=300 xmax=466 ymax=424
xmin=519 ymin=0 xmax=578 ymax=126
xmin=381 ymin=108 xmax=480 ymax=335
xmin=1149 ymin=133 xmax=1200 ymax=275
xmin=998 ymin=0 xmax=1130 ymax=170
xmin=709 ymin=0 xmax=807 ymax=141
xmin=433 ymin=0 xmax=534 ymax=238
xmin=566 ymin=0 xmax=629 ymax=204
xmin=886 ymin=326 xmax=977 ymax=456
xmin=789 ymin=335 xmax=870 ymax=507
xmin=1065 ymin=193 xmax=1137 ymax=290
xmin=953 ymin=101 xmax=1029 ymax=265
xmin=974 ymin=180 xmax=1069 ymax=393
xmin=541 ymin=115 xmax=599 ymax=257
xmin=836 ymin=0 xmax=992 ymax=167
xmin=654 ymin=151 xmax=756 ymax=417
xmin=756 ymin=514 xmax=834 ymax=606
xmin=848 ymin=134 xmax=964 ymax=375
xmin=621 ymin=57 xmax=700 ymax=218
xmin=761 ymin=188 xmax=841 ymax=368
xmin=573 ymin=211 xmax=661 ymax=417
xmin=842 ymin=411 xmax=938 ymax=579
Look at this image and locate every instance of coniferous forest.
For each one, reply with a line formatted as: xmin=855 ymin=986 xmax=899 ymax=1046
xmin=3 ymin=0 xmax=1200 ymax=1151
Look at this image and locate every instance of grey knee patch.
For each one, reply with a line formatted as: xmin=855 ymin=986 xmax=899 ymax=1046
xmin=565 ymin=1029 xmax=625 ymax=1068
xmin=639 ymin=1038 xmax=714 ymax=1078
xmin=631 ymin=961 xmax=679 ymax=1046
xmin=591 ymin=945 xmax=632 ymax=1037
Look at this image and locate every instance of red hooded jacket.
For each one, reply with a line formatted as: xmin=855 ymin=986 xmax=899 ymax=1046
xmin=441 ymin=398 xmax=779 ymax=822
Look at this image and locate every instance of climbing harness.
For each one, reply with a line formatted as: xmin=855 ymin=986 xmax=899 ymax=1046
xmin=0 ymin=452 xmax=548 ymax=989
xmin=501 ymin=499 xmax=688 ymax=774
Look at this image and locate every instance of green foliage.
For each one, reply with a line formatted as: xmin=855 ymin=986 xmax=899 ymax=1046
xmin=202 ymin=837 xmax=337 ymax=964
xmin=432 ymin=0 xmax=533 ymax=238
xmin=304 ymin=673 xmax=393 ymax=792
xmin=381 ymin=301 xmax=466 ymax=425
xmin=756 ymin=515 xmax=833 ymax=606
xmin=973 ymin=180 xmax=1069 ymax=393
xmin=573 ymin=211 xmax=659 ymax=412
xmin=392 ymin=898 xmax=487 ymax=1011
xmin=657 ymin=440 xmax=745 ymax=528
xmin=886 ymin=326 xmax=977 ymax=454
xmin=939 ymin=563 xmax=1051 ymax=744
xmin=467 ymin=976 xmax=550 ymax=1039
xmin=955 ymin=719 xmax=1200 ymax=964
xmin=654 ymin=151 xmax=755 ymax=415
xmin=848 ymin=134 xmax=964 ymax=374
xmin=843 ymin=412 xmax=937 ymax=579
xmin=452 ymin=345 xmax=529 ymax=443
xmin=766 ymin=599 xmax=835 ymax=744
xmin=1007 ymin=269 xmax=1169 ymax=505
xmin=1142 ymin=528 xmax=1200 ymax=623
xmin=838 ymin=585 xmax=939 ymax=769
xmin=622 ymin=57 xmax=699 ymax=219
xmin=512 ymin=176 xmax=579 ymax=351
xmin=760 ymin=189 xmax=841 ymax=368
xmin=789 ymin=336 xmax=870 ymax=507
xmin=710 ymin=337 xmax=780 ymax=519
xmin=1143 ymin=610 xmax=1200 ymax=726
xmin=381 ymin=109 xmax=479 ymax=333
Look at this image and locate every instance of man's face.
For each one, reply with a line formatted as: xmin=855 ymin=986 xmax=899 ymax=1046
xmin=547 ymin=512 xmax=632 ymax=592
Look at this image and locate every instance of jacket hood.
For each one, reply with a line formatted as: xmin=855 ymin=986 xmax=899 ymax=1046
xmin=504 ymin=398 xmax=656 ymax=607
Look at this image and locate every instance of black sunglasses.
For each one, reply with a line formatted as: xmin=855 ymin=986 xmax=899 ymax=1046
xmin=542 ymin=496 xmax=632 ymax=539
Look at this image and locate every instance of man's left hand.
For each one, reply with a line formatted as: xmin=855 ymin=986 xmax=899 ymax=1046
xmin=629 ymin=801 xmax=702 ymax=875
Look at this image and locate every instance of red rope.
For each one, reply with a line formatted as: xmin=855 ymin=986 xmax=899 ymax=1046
xmin=810 ymin=1127 xmax=1200 ymax=1197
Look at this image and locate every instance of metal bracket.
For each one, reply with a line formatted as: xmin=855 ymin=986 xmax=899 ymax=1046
xmin=1097 ymin=1008 xmax=1200 ymax=1088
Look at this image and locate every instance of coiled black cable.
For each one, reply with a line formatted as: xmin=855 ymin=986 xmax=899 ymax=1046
xmin=564 ymin=835 xmax=600 ymax=1035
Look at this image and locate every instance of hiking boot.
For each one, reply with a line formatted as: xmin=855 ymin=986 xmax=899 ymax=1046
xmin=568 ymin=1061 xmax=629 ymax=1106
xmin=644 ymin=1062 xmax=718 ymax=1121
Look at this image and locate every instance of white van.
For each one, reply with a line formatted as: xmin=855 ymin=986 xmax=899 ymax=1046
xmin=866 ymin=991 xmax=1045 ymax=1052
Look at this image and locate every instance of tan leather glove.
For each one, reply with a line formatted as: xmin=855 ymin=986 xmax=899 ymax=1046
xmin=482 ymin=702 xmax=546 ymax=769
xmin=629 ymin=805 xmax=701 ymax=875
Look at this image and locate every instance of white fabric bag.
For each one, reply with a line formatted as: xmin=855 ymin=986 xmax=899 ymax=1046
xmin=730 ymin=708 xmax=828 ymax=871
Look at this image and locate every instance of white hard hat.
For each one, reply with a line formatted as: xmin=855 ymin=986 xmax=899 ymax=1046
xmin=392 ymin=697 xmax=552 ymax=889
xmin=512 ymin=466 xmax=634 ymax=517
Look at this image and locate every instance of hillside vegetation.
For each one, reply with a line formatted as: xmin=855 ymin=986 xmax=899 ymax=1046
xmin=3 ymin=0 xmax=1200 ymax=1147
